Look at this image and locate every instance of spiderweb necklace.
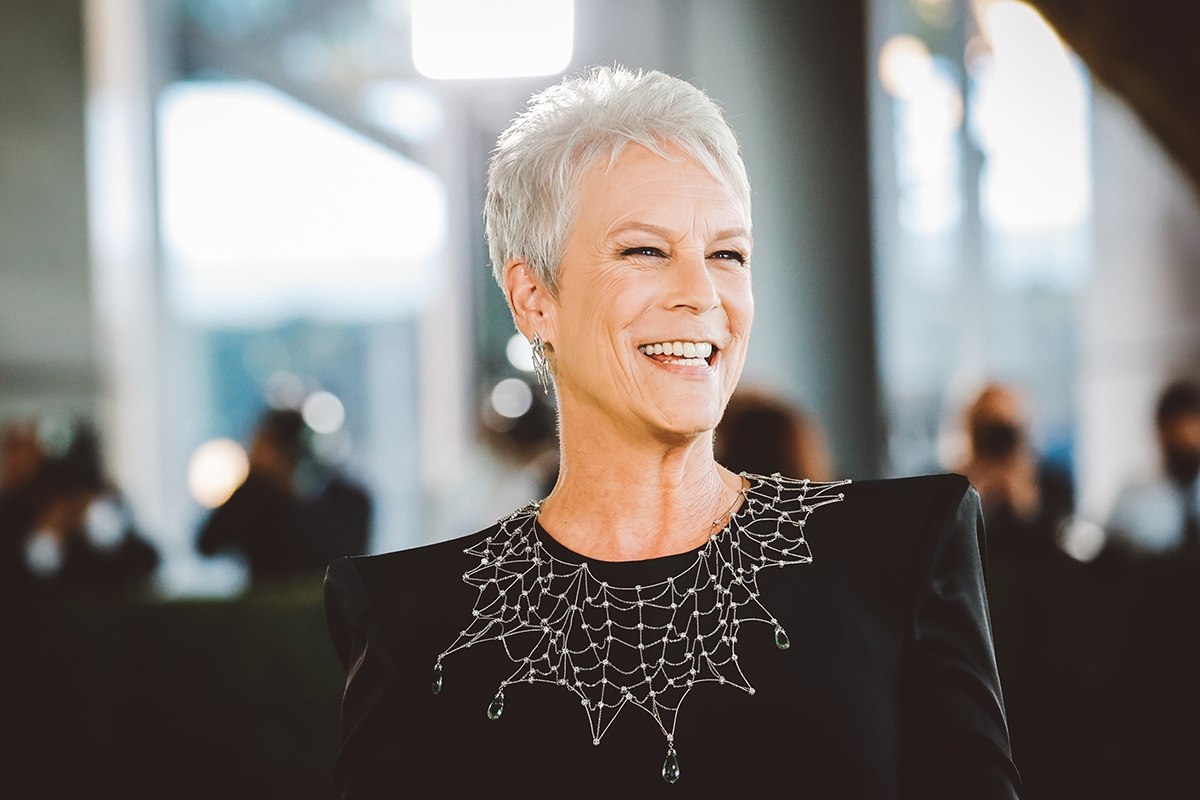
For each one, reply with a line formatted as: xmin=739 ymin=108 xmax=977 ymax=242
xmin=432 ymin=473 xmax=849 ymax=784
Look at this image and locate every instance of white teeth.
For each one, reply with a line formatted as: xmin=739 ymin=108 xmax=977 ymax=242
xmin=638 ymin=341 xmax=716 ymax=364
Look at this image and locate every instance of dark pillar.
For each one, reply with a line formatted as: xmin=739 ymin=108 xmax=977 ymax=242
xmin=681 ymin=0 xmax=883 ymax=478
xmin=0 ymin=0 xmax=94 ymax=414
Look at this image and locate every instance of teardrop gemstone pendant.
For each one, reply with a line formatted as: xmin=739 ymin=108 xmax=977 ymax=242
xmin=487 ymin=691 xmax=505 ymax=720
xmin=661 ymin=747 xmax=681 ymax=784
xmin=774 ymin=626 xmax=791 ymax=650
xmin=431 ymin=663 xmax=443 ymax=695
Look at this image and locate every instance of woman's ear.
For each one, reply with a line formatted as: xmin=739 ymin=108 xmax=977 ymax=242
xmin=504 ymin=257 xmax=556 ymax=342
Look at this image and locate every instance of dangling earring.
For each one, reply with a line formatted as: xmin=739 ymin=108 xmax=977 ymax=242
xmin=531 ymin=333 xmax=552 ymax=394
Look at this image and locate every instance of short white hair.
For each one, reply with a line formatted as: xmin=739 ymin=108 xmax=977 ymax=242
xmin=485 ymin=65 xmax=752 ymax=293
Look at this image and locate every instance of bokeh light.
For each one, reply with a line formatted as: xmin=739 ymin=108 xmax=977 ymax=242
xmin=1056 ymin=516 xmax=1106 ymax=563
xmin=361 ymin=81 xmax=444 ymax=143
xmin=879 ymin=35 xmax=933 ymax=100
xmin=188 ymin=438 xmax=250 ymax=509
xmin=302 ymin=390 xmax=346 ymax=434
xmin=491 ymin=378 xmax=533 ymax=419
xmin=506 ymin=333 xmax=535 ymax=372
xmin=84 ymin=496 xmax=126 ymax=550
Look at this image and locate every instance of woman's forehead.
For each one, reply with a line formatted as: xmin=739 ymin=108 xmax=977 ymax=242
xmin=576 ymin=143 xmax=748 ymax=234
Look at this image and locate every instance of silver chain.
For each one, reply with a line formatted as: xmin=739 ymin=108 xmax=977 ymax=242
xmin=432 ymin=472 xmax=849 ymax=782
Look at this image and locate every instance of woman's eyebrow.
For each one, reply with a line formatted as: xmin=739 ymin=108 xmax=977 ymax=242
xmin=608 ymin=222 xmax=672 ymax=239
xmin=608 ymin=223 xmax=752 ymax=243
xmin=710 ymin=227 xmax=752 ymax=243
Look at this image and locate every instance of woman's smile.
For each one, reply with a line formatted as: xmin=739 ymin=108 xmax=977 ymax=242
xmin=636 ymin=340 xmax=718 ymax=370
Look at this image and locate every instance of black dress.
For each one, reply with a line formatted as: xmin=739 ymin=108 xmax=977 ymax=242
xmin=324 ymin=473 xmax=1020 ymax=798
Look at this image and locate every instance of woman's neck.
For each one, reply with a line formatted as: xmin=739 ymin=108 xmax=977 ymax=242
xmin=537 ymin=407 xmax=744 ymax=561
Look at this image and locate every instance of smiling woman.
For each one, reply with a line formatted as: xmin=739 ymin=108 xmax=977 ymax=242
xmin=323 ymin=66 xmax=1020 ymax=797
xmin=508 ymin=140 xmax=755 ymax=561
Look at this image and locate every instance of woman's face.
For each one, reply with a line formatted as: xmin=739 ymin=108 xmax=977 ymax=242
xmin=545 ymin=142 xmax=753 ymax=443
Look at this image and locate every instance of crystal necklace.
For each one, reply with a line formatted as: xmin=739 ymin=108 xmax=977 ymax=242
xmin=432 ymin=473 xmax=849 ymax=784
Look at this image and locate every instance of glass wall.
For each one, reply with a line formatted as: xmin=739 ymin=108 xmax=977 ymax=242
xmin=869 ymin=0 xmax=1091 ymax=481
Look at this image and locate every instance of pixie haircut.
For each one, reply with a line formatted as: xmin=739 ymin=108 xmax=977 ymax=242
xmin=485 ymin=65 xmax=752 ymax=294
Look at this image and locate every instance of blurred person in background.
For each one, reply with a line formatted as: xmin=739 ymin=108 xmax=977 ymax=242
xmin=0 ymin=419 xmax=158 ymax=593
xmin=0 ymin=422 xmax=41 ymax=588
xmin=714 ymin=389 xmax=833 ymax=481
xmin=957 ymin=383 xmax=1074 ymax=560
xmin=957 ymin=384 xmax=1077 ymax=799
xmin=1100 ymin=379 xmax=1200 ymax=797
xmin=1107 ymin=379 xmax=1200 ymax=559
xmin=197 ymin=408 xmax=370 ymax=582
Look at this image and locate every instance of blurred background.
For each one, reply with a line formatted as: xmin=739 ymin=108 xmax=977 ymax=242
xmin=3 ymin=0 xmax=1199 ymax=796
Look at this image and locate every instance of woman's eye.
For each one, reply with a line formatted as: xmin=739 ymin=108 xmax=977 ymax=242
xmin=709 ymin=250 xmax=747 ymax=264
xmin=621 ymin=246 xmax=667 ymax=258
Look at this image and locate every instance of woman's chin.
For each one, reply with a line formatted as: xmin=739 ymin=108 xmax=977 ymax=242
xmin=560 ymin=383 xmax=726 ymax=442
xmin=645 ymin=406 xmax=724 ymax=441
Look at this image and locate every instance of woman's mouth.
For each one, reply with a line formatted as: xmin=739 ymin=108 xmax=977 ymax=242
xmin=637 ymin=341 xmax=717 ymax=367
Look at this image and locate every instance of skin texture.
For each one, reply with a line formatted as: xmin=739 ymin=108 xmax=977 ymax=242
xmin=504 ymin=143 xmax=754 ymax=561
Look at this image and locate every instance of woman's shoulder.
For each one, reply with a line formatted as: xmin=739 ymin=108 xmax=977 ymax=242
xmin=792 ymin=472 xmax=980 ymax=571
xmin=820 ymin=472 xmax=974 ymax=524
xmin=323 ymin=524 xmax=504 ymax=675
xmin=748 ymin=471 xmax=968 ymax=498
xmin=835 ymin=471 xmax=971 ymax=505
xmin=765 ymin=472 xmax=973 ymax=529
xmin=326 ymin=524 xmax=500 ymax=600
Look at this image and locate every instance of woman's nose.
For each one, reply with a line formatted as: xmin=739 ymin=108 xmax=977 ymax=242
xmin=665 ymin=249 xmax=720 ymax=313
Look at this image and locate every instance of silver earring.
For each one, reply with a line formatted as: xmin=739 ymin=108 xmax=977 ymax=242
xmin=531 ymin=333 xmax=552 ymax=394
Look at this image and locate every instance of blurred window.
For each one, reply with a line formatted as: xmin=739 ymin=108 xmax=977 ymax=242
xmin=159 ymin=81 xmax=447 ymax=325
xmin=871 ymin=0 xmax=1091 ymax=476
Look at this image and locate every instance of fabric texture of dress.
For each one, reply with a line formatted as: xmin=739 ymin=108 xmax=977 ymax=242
xmin=324 ymin=473 xmax=1020 ymax=798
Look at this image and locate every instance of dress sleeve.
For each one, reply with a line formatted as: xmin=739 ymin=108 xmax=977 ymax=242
xmin=901 ymin=477 xmax=1022 ymax=799
xmin=324 ymin=557 xmax=413 ymax=798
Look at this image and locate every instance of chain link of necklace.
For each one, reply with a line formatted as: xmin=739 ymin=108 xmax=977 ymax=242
xmin=431 ymin=472 xmax=849 ymax=784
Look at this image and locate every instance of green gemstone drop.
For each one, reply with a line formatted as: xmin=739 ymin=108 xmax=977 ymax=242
xmin=774 ymin=627 xmax=791 ymax=650
xmin=431 ymin=664 xmax=443 ymax=696
xmin=487 ymin=692 xmax=505 ymax=720
xmin=662 ymin=748 xmax=681 ymax=784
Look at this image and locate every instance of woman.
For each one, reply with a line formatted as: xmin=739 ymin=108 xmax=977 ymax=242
xmin=325 ymin=67 xmax=1019 ymax=797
